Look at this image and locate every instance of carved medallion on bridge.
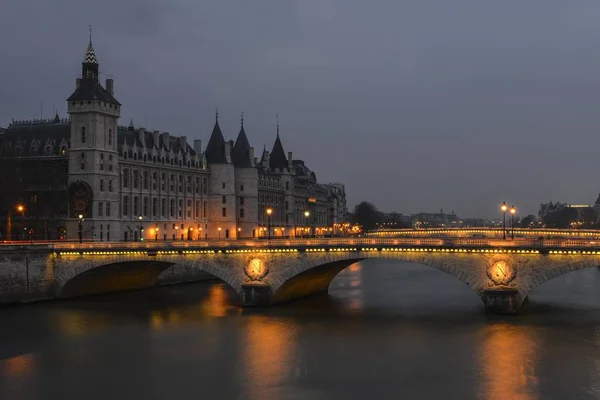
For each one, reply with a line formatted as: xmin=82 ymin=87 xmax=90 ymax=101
xmin=486 ymin=259 xmax=517 ymax=286
xmin=244 ymin=257 xmax=269 ymax=282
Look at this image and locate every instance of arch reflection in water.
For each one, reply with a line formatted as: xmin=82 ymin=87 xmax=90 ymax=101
xmin=329 ymin=262 xmax=365 ymax=314
xmin=478 ymin=324 xmax=539 ymax=400
xmin=239 ymin=316 xmax=298 ymax=399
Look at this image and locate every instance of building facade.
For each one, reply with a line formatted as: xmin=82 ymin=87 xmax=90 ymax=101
xmin=0 ymin=34 xmax=347 ymax=241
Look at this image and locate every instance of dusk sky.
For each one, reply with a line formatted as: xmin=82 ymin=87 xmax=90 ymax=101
xmin=2 ymin=0 xmax=600 ymax=218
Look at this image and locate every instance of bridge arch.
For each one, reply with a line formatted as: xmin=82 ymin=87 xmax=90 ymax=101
xmin=269 ymin=252 xmax=483 ymax=305
xmin=54 ymin=255 xmax=243 ymax=299
xmin=524 ymin=257 xmax=600 ymax=297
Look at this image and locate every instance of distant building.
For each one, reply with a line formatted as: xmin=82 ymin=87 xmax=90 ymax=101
xmin=412 ymin=209 xmax=460 ymax=228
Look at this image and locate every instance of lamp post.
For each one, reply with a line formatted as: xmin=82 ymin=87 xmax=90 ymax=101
xmin=138 ymin=215 xmax=144 ymax=241
xmin=174 ymin=225 xmax=178 ymax=241
xmin=304 ymin=210 xmax=310 ymax=238
xmin=266 ymin=207 xmax=273 ymax=240
xmin=78 ymin=214 xmax=84 ymax=244
xmin=237 ymin=227 xmax=241 ymax=239
xmin=510 ymin=205 xmax=516 ymax=240
xmin=155 ymin=226 xmax=159 ymax=241
xmin=218 ymin=227 xmax=221 ymax=240
xmin=500 ymin=202 xmax=507 ymax=240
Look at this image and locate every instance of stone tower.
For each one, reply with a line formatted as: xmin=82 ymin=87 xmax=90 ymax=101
xmin=232 ymin=112 xmax=258 ymax=238
xmin=66 ymin=29 xmax=121 ymax=240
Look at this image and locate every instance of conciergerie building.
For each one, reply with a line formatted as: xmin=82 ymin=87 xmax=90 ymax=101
xmin=0 ymin=33 xmax=347 ymax=242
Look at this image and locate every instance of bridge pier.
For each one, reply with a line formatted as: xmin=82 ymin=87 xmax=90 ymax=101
xmin=241 ymin=282 xmax=272 ymax=307
xmin=482 ymin=286 xmax=523 ymax=315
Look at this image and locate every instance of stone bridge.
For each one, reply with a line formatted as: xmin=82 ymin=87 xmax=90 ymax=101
xmin=2 ymin=236 xmax=600 ymax=314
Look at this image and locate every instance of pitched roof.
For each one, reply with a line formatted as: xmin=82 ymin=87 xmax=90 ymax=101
xmin=67 ymin=79 xmax=120 ymax=105
xmin=269 ymin=134 xmax=288 ymax=170
xmin=204 ymin=119 xmax=227 ymax=164
xmin=232 ymin=124 xmax=252 ymax=167
xmin=1 ymin=121 xmax=70 ymax=156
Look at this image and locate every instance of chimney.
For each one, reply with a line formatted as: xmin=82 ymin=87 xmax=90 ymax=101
xmin=76 ymin=78 xmax=81 ymax=89
xmin=249 ymin=147 xmax=255 ymax=167
xmin=163 ymin=132 xmax=170 ymax=150
xmin=153 ymin=130 xmax=160 ymax=149
xmin=224 ymin=140 xmax=232 ymax=163
xmin=105 ymin=78 xmax=114 ymax=95
xmin=288 ymin=151 xmax=293 ymax=169
xmin=194 ymin=140 xmax=202 ymax=155
xmin=179 ymin=136 xmax=187 ymax=153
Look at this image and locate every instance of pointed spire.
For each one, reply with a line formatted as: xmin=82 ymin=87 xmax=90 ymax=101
xmin=233 ymin=111 xmax=252 ymax=167
xmin=205 ymin=110 xmax=227 ymax=164
xmin=276 ymin=112 xmax=280 ymax=137
xmin=83 ymin=25 xmax=98 ymax=65
xmin=240 ymin=111 xmax=244 ymax=130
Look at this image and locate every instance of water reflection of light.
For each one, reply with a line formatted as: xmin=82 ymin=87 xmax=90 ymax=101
xmin=0 ymin=353 xmax=36 ymax=379
xmin=150 ymin=283 xmax=241 ymax=330
xmin=240 ymin=316 xmax=296 ymax=399
xmin=345 ymin=262 xmax=365 ymax=313
xmin=479 ymin=324 xmax=539 ymax=400
xmin=54 ymin=311 xmax=111 ymax=337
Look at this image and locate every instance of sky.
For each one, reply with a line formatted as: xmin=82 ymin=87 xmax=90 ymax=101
xmin=2 ymin=0 xmax=600 ymax=218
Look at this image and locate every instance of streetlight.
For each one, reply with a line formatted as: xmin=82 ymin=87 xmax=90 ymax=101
xmin=154 ymin=226 xmax=159 ymax=241
xmin=237 ymin=227 xmax=241 ymax=239
xmin=510 ymin=205 xmax=516 ymax=240
xmin=500 ymin=202 xmax=507 ymax=240
xmin=174 ymin=225 xmax=178 ymax=241
xmin=218 ymin=227 xmax=221 ymax=240
xmin=304 ymin=210 xmax=310 ymax=238
xmin=138 ymin=215 xmax=144 ymax=241
xmin=78 ymin=214 xmax=84 ymax=244
xmin=266 ymin=207 xmax=273 ymax=240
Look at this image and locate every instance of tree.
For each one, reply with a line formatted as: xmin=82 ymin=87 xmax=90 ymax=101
xmin=351 ymin=202 xmax=383 ymax=231
xmin=520 ymin=214 xmax=536 ymax=228
xmin=542 ymin=207 xmax=578 ymax=228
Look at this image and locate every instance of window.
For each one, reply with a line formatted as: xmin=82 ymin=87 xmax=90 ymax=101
xmin=123 ymin=196 xmax=129 ymax=216
xmin=203 ymin=178 xmax=207 ymax=194
xmin=170 ymin=174 xmax=175 ymax=192
xmin=106 ymin=202 xmax=111 ymax=216
xmin=100 ymin=179 xmax=104 ymax=191
xmin=109 ymin=180 xmax=113 ymax=192
xmin=222 ymin=207 xmax=227 ymax=217
xmin=187 ymin=200 xmax=192 ymax=217
xmin=195 ymin=201 xmax=200 ymax=218
xmin=187 ymin=176 xmax=191 ymax=193
xmin=143 ymin=171 xmax=148 ymax=190
xmin=178 ymin=175 xmax=183 ymax=193
xmin=152 ymin=198 xmax=157 ymax=217
xmin=178 ymin=200 xmax=183 ymax=217
xmin=123 ymin=169 xmax=129 ymax=188
xmin=195 ymin=178 xmax=200 ymax=194
xmin=108 ymin=129 xmax=112 ymax=145
xmin=109 ymin=155 xmax=113 ymax=171
xmin=152 ymin=172 xmax=157 ymax=190
xmin=240 ymin=184 xmax=244 ymax=192
xmin=240 ymin=196 xmax=244 ymax=206
xmin=80 ymin=153 xmax=85 ymax=170
xmin=133 ymin=170 xmax=139 ymax=189
xmin=133 ymin=196 xmax=139 ymax=216
xmin=143 ymin=197 xmax=149 ymax=216
xmin=203 ymin=201 xmax=207 ymax=217
xmin=240 ymin=208 xmax=245 ymax=218
xmin=222 ymin=182 xmax=226 ymax=189
xmin=100 ymin=154 xmax=104 ymax=170
xmin=170 ymin=199 xmax=175 ymax=217
xmin=285 ymin=201 xmax=289 ymax=211
xmin=286 ymin=182 xmax=289 ymax=190
xmin=222 ymin=195 xmax=226 ymax=204
xmin=98 ymin=202 xmax=103 ymax=217
xmin=81 ymin=127 xmax=86 ymax=143
xmin=161 ymin=199 xmax=166 ymax=217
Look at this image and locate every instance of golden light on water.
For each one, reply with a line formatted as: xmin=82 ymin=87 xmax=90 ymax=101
xmin=0 ymin=354 xmax=36 ymax=379
xmin=240 ymin=316 xmax=297 ymax=398
xmin=479 ymin=324 xmax=539 ymax=399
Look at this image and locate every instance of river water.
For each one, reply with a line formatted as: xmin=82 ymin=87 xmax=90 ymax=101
xmin=2 ymin=260 xmax=600 ymax=399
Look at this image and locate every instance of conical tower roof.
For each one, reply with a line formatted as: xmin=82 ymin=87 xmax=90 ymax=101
xmin=232 ymin=112 xmax=252 ymax=167
xmin=204 ymin=112 xmax=227 ymax=164
xmin=270 ymin=134 xmax=287 ymax=170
